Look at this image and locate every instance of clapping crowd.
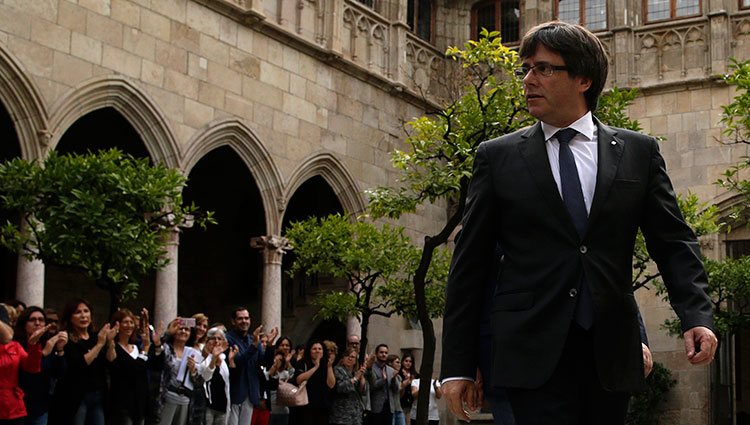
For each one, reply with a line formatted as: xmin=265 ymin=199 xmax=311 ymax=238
xmin=0 ymin=299 xmax=438 ymax=425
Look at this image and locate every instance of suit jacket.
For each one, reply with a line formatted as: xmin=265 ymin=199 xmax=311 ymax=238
xmin=226 ymin=329 xmax=263 ymax=405
xmin=368 ymin=363 xmax=400 ymax=413
xmin=441 ymin=119 xmax=714 ymax=392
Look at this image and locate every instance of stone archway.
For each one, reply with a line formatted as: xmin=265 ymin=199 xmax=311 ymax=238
xmin=44 ymin=107 xmax=155 ymax=324
xmin=179 ymin=145 xmax=267 ymax=325
xmin=0 ymin=97 xmax=23 ymax=302
xmin=48 ymin=76 xmax=179 ymax=167
xmin=0 ymin=44 xmax=47 ymax=161
xmin=280 ymin=175 xmax=348 ymax=347
xmin=0 ymin=45 xmax=48 ymax=306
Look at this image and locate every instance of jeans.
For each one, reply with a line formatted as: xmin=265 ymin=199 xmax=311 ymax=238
xmin=73 ymin=391 xmax=105 ymax=425
xmin=159 ymin=402 xmax=189 ymax=425
xmin=392 ymin=411 xmax=406 ymax=425
xmin=227 ymin=398 xmax=253 ymax=425
xmin=205 ymin=408 xmax=226 ymax=425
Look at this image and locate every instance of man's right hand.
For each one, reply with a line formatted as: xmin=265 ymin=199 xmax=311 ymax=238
xmin=442 ymin=380 xmax=478 ymax=422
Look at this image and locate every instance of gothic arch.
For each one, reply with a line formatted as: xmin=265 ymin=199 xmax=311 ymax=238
xmin=47 ymin=76 xmax=179 ymax=167
xmin=181 ymin=118 xmax=284 ymax=234
xmin=0 ymin=44 xmax=48 ymax=160
xmin=284 ymin=152 xmax=366 ymax=217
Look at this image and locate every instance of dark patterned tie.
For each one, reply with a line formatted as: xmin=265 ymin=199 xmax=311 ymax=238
xmin=556 ymin=128 xmax=593 ymax=329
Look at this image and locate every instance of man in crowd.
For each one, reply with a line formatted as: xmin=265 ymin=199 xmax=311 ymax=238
xmin=367 ymin=343 xmax=399 ymax=425
xmin=225 ymin=307 xmax=264 ymax=425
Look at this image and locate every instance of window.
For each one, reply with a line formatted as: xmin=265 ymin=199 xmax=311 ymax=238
xmin=742 ymin=0 xmax=750 ymax=8
xmin=407 ymin=0 xmax=435 ymax=42
xmin=471 ymin=0 xmax=521 ymax=44
xmin=645 ymin=0 xmax=700 ymax=22
xmin=357 ymin=0 xmax=374 ymax=7
xmin=727 ymin=240 xmax=750 ymax=259
xmin=557 ymin=0 xmax=607 ymax=31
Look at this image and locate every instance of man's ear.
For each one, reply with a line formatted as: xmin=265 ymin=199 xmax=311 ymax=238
xmin=578 ymin=76 xmax=592 ymax=94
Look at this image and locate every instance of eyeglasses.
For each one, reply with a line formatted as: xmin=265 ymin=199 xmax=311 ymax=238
xmin=28 ymin=317 xmax=45 ymax=323
xmin=514 ymin=62 xmax=568 ymax=78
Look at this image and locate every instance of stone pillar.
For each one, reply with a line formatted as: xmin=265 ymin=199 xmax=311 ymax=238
xmin=325 ymin=0 xmax=345 ymax=54
xmin=15 ymin=218 xmax=45 ymax=307
xmin=155 ymin=230 xmax=179 ymax=325
xmin=347 ymin=316 xmax=360 ymax=338
xmin=251 ymin=235 xmax=290 ymax=334
xmin=16 ymin=255 xmax=44 ymax=307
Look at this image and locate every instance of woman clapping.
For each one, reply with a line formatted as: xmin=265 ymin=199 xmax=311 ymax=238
xmin=14 ymin=306 xmax=67 ymax=425
xmin=107 ymin=308 xmax=161 ymax=425
xmin=329 ymin=347 xmax=367 ymax=425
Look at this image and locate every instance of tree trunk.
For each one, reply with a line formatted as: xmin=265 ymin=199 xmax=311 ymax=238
xmin=411 ymin=193 xmax=466 ymax=425
xmin=359 ymin=311 xmax=371 ymax=364
xmin=413 ymin=237 xmax=440 ymax=425
xmin=100 ymin=278 xmax=121 ymax=319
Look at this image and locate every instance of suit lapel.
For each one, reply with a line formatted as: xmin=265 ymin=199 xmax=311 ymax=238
xmin=588 ymin=120 xmax=624 ymax=228
xmin=517 ymin=123 xmax=579 ymax=239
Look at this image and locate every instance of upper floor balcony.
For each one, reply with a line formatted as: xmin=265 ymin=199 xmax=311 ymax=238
xmin=198 ymin=0 xmax=750 ymax=103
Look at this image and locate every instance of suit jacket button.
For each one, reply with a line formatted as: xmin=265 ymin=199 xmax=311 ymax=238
xmin=579 ymin=245 xmax=588 ymax=254
xmin=569 ymin=288 xmax=578 ymax=297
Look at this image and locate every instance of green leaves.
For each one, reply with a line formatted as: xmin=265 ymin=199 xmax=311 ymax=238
xmin=720 ymin=58 xmax=750 ymax=143
xmin=368 ymin=31 xmax=533 ymax=220
xmin=284 ymin=214 xmax=449 ymax=320
xmin=659 ymin=256 xmax=750 ymax=337
xmin=595 ymin=87 xmax=643 ymax=132
xmin=0 ymin=149 xmax=214 ymax=302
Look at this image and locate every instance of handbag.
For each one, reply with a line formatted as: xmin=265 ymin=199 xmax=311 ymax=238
xmin=276 ymin=379 xmax=308 ymax=407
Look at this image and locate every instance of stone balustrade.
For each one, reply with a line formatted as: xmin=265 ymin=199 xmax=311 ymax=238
xmin=199 ymin=0 xmax=750 ymax=102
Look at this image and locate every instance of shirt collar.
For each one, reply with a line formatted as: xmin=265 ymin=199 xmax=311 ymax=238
xmin=541 ymin=111 xmax=595 ymax=142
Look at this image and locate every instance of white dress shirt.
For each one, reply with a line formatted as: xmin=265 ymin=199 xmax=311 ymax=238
xmin=541 ymin=111 xmax=598 ymax=214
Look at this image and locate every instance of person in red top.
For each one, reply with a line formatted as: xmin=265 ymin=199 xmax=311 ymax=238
xmin=0 ymin=304 xmax=44 ymax=424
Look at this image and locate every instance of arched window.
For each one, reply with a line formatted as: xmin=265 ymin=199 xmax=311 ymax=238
xmin=407 ymin=0 xmax=435 ymax=42
xmin=556 ymin=0 xmax=607 ymax=31
xmin=471 ymin=0 xmax=521 ymax=44
xmin=645 ymin=0 xmax=700 ymax=22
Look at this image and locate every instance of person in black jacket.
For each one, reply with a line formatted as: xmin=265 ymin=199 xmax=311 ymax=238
xmin=106 ymin=308 xmax=162 ymax=425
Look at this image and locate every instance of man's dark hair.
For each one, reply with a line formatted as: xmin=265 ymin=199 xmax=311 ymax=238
xmin=518 ymin=21 xmax=608 ymax=111
xmin=231 ymin=306 xmax=249 ymax=320
xmin=375 ymin=343 xmax=389 ymax=352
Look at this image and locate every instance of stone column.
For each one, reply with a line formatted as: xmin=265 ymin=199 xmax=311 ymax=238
xmin=251 ymin=235 xmax=290 ymax=334
xmin=155 ymin=230 xmax=179 ymax=325
xmin=324 ymin=0 xmax=345 ymax=54
xmin=16 ymin=255 xmax=44 ymax=307
xmin=347 ymin=316 xmax=361 ymax=338
xmin=15 ymin=218 xmax=45 ymax=307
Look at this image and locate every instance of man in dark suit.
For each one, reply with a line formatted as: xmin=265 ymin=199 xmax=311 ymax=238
xmin=440 ymin=21 xmax=718 ymax=424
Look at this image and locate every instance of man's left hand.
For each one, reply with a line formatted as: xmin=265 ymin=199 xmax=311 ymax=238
xmin=641 ymin=343 xmax=653 ymax=377
xmin=684 ymin=326 xmax=718 ymax=365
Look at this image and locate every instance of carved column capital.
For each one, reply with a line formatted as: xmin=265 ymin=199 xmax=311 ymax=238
xmin=250 ymin=235 xmax=290 ymax=264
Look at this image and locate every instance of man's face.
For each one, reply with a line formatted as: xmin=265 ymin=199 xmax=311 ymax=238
xmin=46 ymin=313 xmax=59 ymax=334
xmin=232 ymin=309 xmax=251 ymax=333
xmin=521 ymin=44 xmax=591 ymax=128
xmin=347 ymin=336 xmax=361 ymax=352
xmin=376 ymin=346 xmax=388 ymax=362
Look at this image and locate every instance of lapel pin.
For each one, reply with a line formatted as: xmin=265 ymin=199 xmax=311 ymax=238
xmin=611 ymin=141 xmax=617 ymax=146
